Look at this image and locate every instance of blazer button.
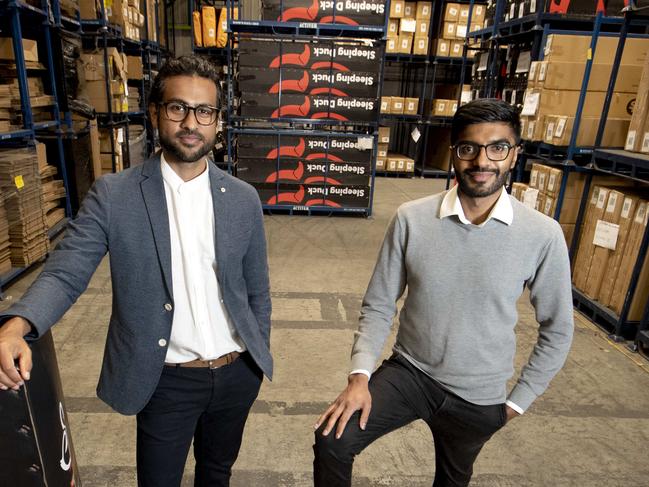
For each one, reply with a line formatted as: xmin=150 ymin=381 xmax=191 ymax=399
xmin=164 ymin=303 xmax=173 ymax=311
xmin=158 ymin=339 xmax=167 ymax=347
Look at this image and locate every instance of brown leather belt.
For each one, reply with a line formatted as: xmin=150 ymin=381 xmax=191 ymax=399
xmin=165 ymin=351 xmax=240 ymax=369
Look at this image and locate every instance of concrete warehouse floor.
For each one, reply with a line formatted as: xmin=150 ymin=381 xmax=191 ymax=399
xmin=3 ymin=177 xmax=649 ymax=486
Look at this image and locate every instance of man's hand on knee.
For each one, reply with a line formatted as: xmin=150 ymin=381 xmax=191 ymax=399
xmin=314 ymin=373 xmax=372 ymax=439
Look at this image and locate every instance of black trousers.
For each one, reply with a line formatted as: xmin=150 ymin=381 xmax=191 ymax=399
xmin=313 ymin=354 xmax=507 ymax=487
xmin=136 ymin=352 xmax=263 ymax=487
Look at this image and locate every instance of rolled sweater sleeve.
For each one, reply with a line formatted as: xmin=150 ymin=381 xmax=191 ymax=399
xmin=351 ymin=210 xmax=408 ymax=372
xmin=508 ymin=224 xmax=574 ymax=411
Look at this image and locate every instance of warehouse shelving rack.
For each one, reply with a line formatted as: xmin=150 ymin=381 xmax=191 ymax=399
xmin=190 ymin=0 xmax=230 ymax=61
xmin=414 ymin=0 xmax=485 ymax=181
xmin=0 ymin=0 xmax=74 ymax=297
xmin=468 ymin=0 xmax=649 ymax=347
xmin=224 ymin=0 xmax=387 ymax=216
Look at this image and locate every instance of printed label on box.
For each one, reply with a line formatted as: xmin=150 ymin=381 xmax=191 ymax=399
xmin=544 ymin=197 xmax=554 ymax=215
xmin=530 ymin=170 xmax=538 ymax=187
xmin=642 ymin=132 xmax=649 ymax=152
xmin=546 ymin=122 xmax=555 ymax=141
xmin=593 ymin=220 xmax=620 ymax=250
xmin=637 ymin=203 xmax=648 ymax=224
xmin=622 ymin=198 xmax=633 ymax=219
xmin=527 ymin=121 xmax=536 ymax=139
xmin=531 ymin=0 xmax=537 ymax=13
xmin=555 ymin=117 xmax=567 ymax=138
xmin=523 ymin=188 xmax=539 ymax=209
xmin=411 ymin=126 xmax=421 ymax=142
xmin=597 ymin=190 xmax=608 ymax=209
xmin=529 ymin=62 xmax=537 ymax=80
xmin=358 ymin=136 xmax=374 ymax=150
xmin=606 ymin=192 xmax=618 ymax=213
xmin=548 ymin=173 xmax=557 ymax=192
xmin=519 ymin=2 xmax=525 ymax=17
xmin=538 ymin=62 xmax=547 ymax=81
xmin=626 ymin=130 xmax=636 ymax=150
xmin=521 ymin=92 xmax=540 ymax=116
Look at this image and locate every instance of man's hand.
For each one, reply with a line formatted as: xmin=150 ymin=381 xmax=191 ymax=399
xmin=0 ymin=317 xmax=32 ymax=390
xmin=505 ymin=405 xmax=520 ymax=424
xmin=314 ymin=374 xmax=371 ymax=439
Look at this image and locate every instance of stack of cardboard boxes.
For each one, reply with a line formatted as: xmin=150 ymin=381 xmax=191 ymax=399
xmin=99 ymin=128 xmax=125 ymax=175
xmin=81 ymin=0 xmax=145 ymax=41
xmin=435 ymin=2 xmax=484 ymax=58
xmin=521 ymin=34 xmax=648 ymax=147
xmin=386 ymin=1 xmax=432 ymax=56
xmin=375 ymin=126 xmax=416 ymax=174
xmin=78 ymin=48 xmax=129 ymax=114
xmin=0 ymin=147 xmax=50 ymax=268
xmin=572 ymin=185 xmax=649 ymax=321
xmin=36 ymin=142 xmax=67 ymax=231
xmin=510 ymin=163 xmax=588 ymax=245
xmin=0 ymin=38 xmax=55 ymax=128
xmin=380 ymin=96 xmax=419 ymax=116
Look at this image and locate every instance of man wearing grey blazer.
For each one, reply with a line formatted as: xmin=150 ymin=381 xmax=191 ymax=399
xmin=0 ymin=56 xmax=272 ymax=487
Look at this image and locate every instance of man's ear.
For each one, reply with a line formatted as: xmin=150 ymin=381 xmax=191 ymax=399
xmin=148 ymin=103 xmax=158 ymax=129
xmin=510 ymin=144 xmax=521 ymax=171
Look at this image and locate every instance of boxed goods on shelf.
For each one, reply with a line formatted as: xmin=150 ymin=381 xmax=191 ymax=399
xmin=237 ymin=158 xmax=371 ymax=185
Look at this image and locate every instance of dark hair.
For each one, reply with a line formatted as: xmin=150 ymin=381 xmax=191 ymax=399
xmin=451 ymin=98 xmax=521 ymax=144
xmin=148 ymin=55 xmax=221 ymax=106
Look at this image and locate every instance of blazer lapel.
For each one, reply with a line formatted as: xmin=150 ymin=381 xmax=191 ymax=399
xmin=140 ymin=155 xmax=173 ymax=298
xmin=208 ymin=162 xmax=227 ymax=283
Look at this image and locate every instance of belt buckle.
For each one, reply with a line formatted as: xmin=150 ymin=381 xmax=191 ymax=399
xmin=207 ymin=359 xmax=219 ymax=369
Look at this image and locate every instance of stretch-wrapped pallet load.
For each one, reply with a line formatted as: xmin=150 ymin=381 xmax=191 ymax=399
xmin=521 ymin=34 xmax=649 ymax=145
xmin=0 ymin=147 xmax=50 ymax=268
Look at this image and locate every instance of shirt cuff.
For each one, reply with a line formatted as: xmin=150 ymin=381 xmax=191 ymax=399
xmin=506 ymin=400 xmax=525 ymax=415
xmin=349 ymin=369 xmax=371 ymax=379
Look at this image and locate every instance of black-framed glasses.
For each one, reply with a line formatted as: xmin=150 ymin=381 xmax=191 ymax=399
xmin=452 ymin=141 xmax=517 ymax=162
xmin=159 ymin=101 xmax=218 ymax=126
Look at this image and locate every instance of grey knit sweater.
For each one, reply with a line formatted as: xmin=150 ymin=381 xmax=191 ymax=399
xmin=351 ymin=192 xmax=574 ymax=411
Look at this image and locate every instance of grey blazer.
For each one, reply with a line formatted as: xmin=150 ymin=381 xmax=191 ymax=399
xmin=0 ymin=155 xmax=272 ymax=415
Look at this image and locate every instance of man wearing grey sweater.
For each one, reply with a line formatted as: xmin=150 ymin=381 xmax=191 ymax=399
xmin=313 ymin=99 xmax=574 ymax=486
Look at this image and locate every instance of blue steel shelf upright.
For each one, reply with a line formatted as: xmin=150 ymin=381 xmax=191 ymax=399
xmin=225 ymin=0 xmax=388 ymax=216
xmin=0 ymin=0 xmax=74 ymax=296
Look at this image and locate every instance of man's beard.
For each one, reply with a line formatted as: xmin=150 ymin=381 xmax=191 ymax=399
xmin=456 ymin=167 xmax=511 ymax=198
xmin=159 ymin=128 xmax=216 ymax=163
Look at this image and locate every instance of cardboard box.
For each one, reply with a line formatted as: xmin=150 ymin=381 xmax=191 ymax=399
xmin=450 ymin=41 xmax=464 ymax=58
xmin=521 ymin=88 xmax=636 ymax=119
xmin=0 ymin=38 xmax=38 ymax=63
xmin=404 ymin=97 xmax=419 ymax=115
xmin=237 ymin=134 xmax=374 ymax=162
xmin=386 ymin=37 xmax=399 ymax=53
xmin=573 ymin=186 xmax=609 ymax=290
xmin=377 ymin=143 xmax=388 ymax=158
xmin=381 ymin=96 xmax=391 ymax=113
xmin=404 ymin=2 xmax=416 ymax=18
xmin=378 ymin=126 xmax=390 ymax=144
xmin=416 ymin=1 xmax=432 ymax=19
xmin=398 ymin=33 xmax=413 ymax=54
xmin=388 ymin=19 xmax=399 ymax=36
xmin=390 ymin=0 xmax=405 ymax=17
xmin=443 ymin=22 xmax=457 ymax=39
xmin=376 ymin=158 xmax=386 ymax=171
xmin=472 ymin=4 xmax=486 ymax=22
xmin=126 ymin=55 xmax=143 ymax=80
xmin=413 ymin=36 xmax=429 ymax=55
xmin=79 ymin=48 xmax=126 ymax=82
xmin=446 ymin=100 xmax=458 ymax=116
xmin=81 ymin=0 xmax=104 ymax=19
xmin=445 ymin=2 xmax=460 ymax=21
xmin=432 ymin=99 xmax=449 ymax=117
xmin=626 ymin=52 xmax=649 ymax=152
xmin=263 ymin=0 xmax=387 ymax=25
xmin=459 ymin=5 xmax=471 ymax=23
xmin=535 ymin=61 xmax=643 ymax=93
xmin=240 ymin=93 xmax=378 ymax=122
xmin=583 ymin=189 xmax=627 ymax=298
xmin=543 ymin=34 xmax=649 ymax=66
xmin=599 ymin=195 xmax=639 ymax=306
xmin=435 ymin=39 xmax=451 ymax=57
xmin=545 ymin=115 xmax=629 ymax=147
xmin=561 ymin=223 xmax=576 ymax=246
xmin=238 ymin=67 xmax=380 ymax=98
xmin=546 ymin=167 xmax=563 ymax=195
xmin=391 ymin=96 xmax=405 ymax=114
xmin=236 ymin=159 xmax=371 ymax=185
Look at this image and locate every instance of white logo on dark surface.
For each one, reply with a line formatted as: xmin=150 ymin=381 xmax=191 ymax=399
xmin=59 ymin=402 xmax=71 ymax=471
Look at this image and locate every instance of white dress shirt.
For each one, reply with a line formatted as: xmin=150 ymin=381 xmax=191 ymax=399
xmin=351 ymin=185 xmax=524 ymax=414
xmin=160 ymin=155 xmax=245 ymax=363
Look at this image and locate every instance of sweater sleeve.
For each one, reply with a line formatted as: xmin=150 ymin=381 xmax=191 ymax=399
xmin=350 ymin=210 xmax=408 ymax=373
xmin=508 ymin=224 xmax=574 ymax=411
